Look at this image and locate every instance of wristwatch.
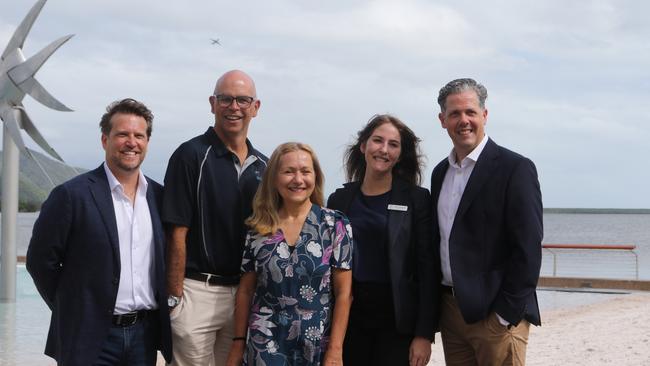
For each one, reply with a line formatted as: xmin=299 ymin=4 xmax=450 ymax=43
xmin=167 ymin=295 xmax=181 ymax=308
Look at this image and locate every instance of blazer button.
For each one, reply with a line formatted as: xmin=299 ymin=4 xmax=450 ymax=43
xmin=113 ymin=278 xmax=119 ymax=285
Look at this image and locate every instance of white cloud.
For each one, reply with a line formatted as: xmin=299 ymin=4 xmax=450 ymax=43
xmin=2 ymin=0 xmax=650 ymax=208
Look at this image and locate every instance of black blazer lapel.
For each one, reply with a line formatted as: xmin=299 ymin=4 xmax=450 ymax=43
xmin=336 ymin=182 xmax=361 ymax=213
xmin=146 ymin=179 xmax=165 ymax=293
xmin=454 ymin=138 xmax=500 ymax=221
xmin=88 ymin=166 xmax=121 ymax=271
xmin=387 ymin=180 xmax=409 ymax=245
xmin=146 ymin=180 xmax=163 ymax=255
xmin=387 ymin=179 xmax=410 ymax=281
xmin=431 ymin=160 xmax=449 ymax=205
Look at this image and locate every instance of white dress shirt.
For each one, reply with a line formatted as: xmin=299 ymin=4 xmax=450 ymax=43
xmin=437 ymin=136 xmax=512 ymax=326
xmin=437 ymin=135 xmax=489 ymax=286
xmin=104 ymin=163 xmax=157 ymax=314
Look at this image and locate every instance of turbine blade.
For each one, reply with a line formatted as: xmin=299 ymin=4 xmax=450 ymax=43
xmin=0 ymin=107 xmax=34 ymax=160
xmin=14 ymin=106 xmax=64 ymax=162
xmin=1 ymin=0 xmax=47 ymax=59
xmin=7 ymin=34 xmax=74 ymax=84
xmin=18 ymin=78 xmax=73 ymax=112
xmin=26 ymin=147 xmax=56 ymax=188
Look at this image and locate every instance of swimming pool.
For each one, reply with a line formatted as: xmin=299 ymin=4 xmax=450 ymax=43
xmin=0 ymin=266 xmax=53 ymax=365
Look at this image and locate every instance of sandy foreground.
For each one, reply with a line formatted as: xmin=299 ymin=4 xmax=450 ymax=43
xmin=426 ymin=292 xmax=650 ymax=366
xmin=153 ymin=292 xmax=650 ymax=365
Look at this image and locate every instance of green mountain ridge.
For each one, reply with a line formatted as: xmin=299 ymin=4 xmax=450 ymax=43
xmin=0 ymin=150 xmax=86 ymax=212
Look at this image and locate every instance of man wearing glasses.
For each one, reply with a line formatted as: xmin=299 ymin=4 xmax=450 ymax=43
xmin=162 ymin=70 xmax=268 ymax=365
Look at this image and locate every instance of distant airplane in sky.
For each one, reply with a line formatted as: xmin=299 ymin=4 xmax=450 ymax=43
xmin=211 ymin=38 xmax=221 ymax=45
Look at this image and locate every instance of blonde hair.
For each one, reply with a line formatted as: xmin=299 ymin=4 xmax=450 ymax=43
xmin=246 ymin=142 xmax=324 ymax=236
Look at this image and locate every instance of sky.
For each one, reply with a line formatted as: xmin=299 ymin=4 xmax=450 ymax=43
xmin=1 ymin=0 xmax=649 ymax=208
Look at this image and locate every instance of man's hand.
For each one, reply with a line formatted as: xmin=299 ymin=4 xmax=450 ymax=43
xmin=409 ymin=336 xmax=432 ymax=366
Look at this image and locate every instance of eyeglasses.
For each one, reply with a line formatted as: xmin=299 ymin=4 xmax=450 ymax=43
xmin=214 ymin=94 xmax=255 ymax=108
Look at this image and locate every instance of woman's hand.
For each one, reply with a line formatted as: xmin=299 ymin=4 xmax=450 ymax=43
xmin=226 ymin=272 xmax=256 ymax=366
xmin=323 ymin=268 xmax=351 ymax=365
xmin=322 ymin=346 xmax=344 ymax=365
xmin=225 ymin=341 xmax=245 ymax=366
xmin=409 ymin=336 xmax=431 ymax=366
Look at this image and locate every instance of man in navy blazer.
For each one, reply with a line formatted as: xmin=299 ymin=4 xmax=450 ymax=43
xmin=27 ymin=98 xmax=172 ymax=366
xmin=430 ymin=79 xmax=543 ymax=365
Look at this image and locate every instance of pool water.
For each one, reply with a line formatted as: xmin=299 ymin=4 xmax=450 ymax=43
xmin=0 ymin=266 xmax=53 ymax=365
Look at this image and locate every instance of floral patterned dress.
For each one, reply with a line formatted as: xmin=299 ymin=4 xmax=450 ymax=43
xmin=241 ymin=204 xmax=353 ymax=366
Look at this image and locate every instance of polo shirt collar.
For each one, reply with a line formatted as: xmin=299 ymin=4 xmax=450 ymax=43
xmin=203 ymin=126 xmax=264 ymax=161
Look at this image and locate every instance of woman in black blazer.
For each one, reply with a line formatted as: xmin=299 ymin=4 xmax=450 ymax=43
xmin=327 ymin=114 xmax=437 ymax=366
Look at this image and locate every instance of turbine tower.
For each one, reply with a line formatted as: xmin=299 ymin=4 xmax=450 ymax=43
xmin=0 ymin=0 xmax=73 ymax=302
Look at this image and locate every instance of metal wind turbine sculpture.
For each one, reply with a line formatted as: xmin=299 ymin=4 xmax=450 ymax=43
xmin=0 ymin=0 xmax=73 ymax=301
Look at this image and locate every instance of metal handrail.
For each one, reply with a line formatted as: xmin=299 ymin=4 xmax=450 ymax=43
xmin=542 ymin=244 xmax=638 ymax=280
xmin=543 ymin=244 xmax=636 ymax=250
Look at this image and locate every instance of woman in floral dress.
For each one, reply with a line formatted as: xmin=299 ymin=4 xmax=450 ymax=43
xmin=226 ymin=142 xmax=353 ymax=366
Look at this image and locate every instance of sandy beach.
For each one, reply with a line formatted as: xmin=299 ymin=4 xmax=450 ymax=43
xmin=12 ymin=287 xmax=649 ymax=365
xmin=150 ymin=291 xmax=650 ymax=366
xmin=426 ymin=292 xmax=650 ymax=365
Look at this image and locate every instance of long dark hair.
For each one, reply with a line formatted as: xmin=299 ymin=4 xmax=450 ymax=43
xmin=344 ymin=114 xmax=423 ymax=185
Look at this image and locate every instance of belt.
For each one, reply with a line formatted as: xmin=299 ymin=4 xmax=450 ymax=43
xmin=112 ymin=309 xmax=151 ymax=327
xmin=186 ymin=271 xmax=240 ymax=286
xmin=441 ymin=285 xmax=455 ymax=297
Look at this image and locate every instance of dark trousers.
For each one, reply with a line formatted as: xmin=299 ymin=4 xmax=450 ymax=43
xmin=93 ymin=314 xmax=158 ymax=366
xmin=343 ymin=281 xmax=412 ymax=366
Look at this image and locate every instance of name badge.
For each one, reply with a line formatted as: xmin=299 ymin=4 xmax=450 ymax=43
xmin=387 ymin=204 xmax=408 ymax=212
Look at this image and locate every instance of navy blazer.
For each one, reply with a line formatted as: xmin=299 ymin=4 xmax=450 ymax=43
xmin=431 ymin=138 xmax=543 ymax=326
xmin=327 ymin=179 xmax=438 ymax=339
xmin=26 ymin=165 xmax=172 ymax=366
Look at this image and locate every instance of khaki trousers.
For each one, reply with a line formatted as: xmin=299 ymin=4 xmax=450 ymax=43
xmin=169 ymin=278 xmax=238 ymax=366
xmin=440 ymin=293 xmax=530 ymax=366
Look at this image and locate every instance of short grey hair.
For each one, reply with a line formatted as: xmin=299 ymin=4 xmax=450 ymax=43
xmin=437 ymin=78 xmax=488 ymax=112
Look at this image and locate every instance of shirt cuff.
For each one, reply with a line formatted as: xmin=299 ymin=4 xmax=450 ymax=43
xmin=496 ymin=313 xmax=510 ymax=327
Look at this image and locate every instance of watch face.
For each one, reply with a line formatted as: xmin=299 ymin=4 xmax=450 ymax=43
xmin=167 ymin=296 xmax=179 ymax=307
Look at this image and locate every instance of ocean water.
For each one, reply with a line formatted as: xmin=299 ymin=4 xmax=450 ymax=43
xmin=0 ymin=211 xmax=648 ymax=365
xmin=543 ymin=212 xmax=650 ymax=280
xmin=6 ymin=211 xmax=649 ymax=279
xmin=5 ymin=211 xmax=39 ymax=259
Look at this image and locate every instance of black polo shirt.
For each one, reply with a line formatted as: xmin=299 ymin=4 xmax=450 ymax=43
xmin=162 ymin=127 xmax=267 ymax=276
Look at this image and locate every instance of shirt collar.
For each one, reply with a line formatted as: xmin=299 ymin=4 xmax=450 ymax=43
xmin=447 ymin=134 xmax=489 ymax=168
xmin=103 ymin=162 xmax=148 ymax=194
xmin=204 ymin=126 xmax=265 ymax=161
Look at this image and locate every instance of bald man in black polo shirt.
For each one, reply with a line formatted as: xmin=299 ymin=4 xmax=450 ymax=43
xmin=162 ymin=70 xmax=267 ymax=366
